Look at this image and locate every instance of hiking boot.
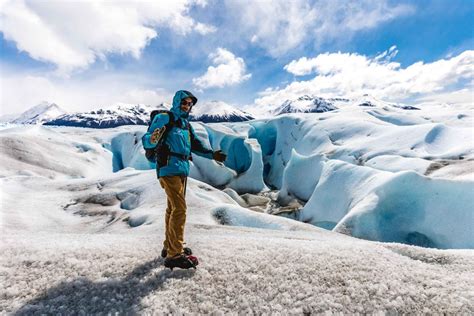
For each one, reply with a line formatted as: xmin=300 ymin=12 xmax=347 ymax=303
xmin=164 ymin=254 xmax=199 ymax=270
xmin=161 ymin=247 xmax=192 ymax=258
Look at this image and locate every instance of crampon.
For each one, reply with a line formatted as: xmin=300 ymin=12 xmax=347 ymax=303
xmin=164 ymin=254 xmax=199 ymax=270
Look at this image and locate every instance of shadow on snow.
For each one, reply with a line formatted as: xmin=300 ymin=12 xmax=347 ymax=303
xmin=14 ymin=258 xmax=195 ymax=315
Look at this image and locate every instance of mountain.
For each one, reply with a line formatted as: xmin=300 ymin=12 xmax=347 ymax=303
xmin=248 ymin=95 xmax=347 ymax=118
xmin=44 ymin=103 xmax=168 ymax=128
xmin=250 ymin=94 xmax=422 ymax=118
xmin=355 ymin=94 xmax=420 ymax=110
xmin=273 ymin=95 xmax=339 ymax=115
xmin=11 ymin=102 xmax=67 ymax=124
xmin=10 ymin=95 xmax=420 ymax=128
xmin=391 ymin=103 xmax=420 ymax=110
xmin=189 ymin=100 xmax=254 ymax=123
xmin=44 ymin=101 xmax=253 ymax=127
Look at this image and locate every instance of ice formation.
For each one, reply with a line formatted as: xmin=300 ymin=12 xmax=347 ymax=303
xmin=40 ymin=100 xmax=472 ymax=249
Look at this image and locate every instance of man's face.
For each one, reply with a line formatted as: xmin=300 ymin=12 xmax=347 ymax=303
xmin=180 ymin=97 xmax=193 ymax=113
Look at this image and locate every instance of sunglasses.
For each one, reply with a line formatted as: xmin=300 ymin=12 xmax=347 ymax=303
xmin=181 ymin=100 xmax=194 ymax=106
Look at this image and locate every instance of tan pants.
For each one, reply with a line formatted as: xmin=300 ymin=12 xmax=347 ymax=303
xmin=159 ymin=175 xmax=187 ymax=258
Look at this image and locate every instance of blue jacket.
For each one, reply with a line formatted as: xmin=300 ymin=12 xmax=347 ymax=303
xmin=142 ymin=90 xmax=214 ymax=177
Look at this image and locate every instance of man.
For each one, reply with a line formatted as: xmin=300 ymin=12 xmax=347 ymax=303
xmin=142 ymin=90 xmax=227 ymax=270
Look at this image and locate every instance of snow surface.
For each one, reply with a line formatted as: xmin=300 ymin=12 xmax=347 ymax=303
xmin=1 ymin=98 xmax=473 ymax=313
xmin=1 ymin=164 xmax=473 ymax=313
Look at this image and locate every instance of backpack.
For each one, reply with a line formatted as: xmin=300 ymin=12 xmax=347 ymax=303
xmin=144 ymin=110 xmax=172 ymax=163
xmin=144 ymin=110 xmax=191 ymax=165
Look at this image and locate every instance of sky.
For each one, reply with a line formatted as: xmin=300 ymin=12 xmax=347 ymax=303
xmin=0 ymin=0 xmax=473 ymax=115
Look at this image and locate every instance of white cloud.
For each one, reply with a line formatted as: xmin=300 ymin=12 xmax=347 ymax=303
xmin=192 ymin=48 xmax=251 ymax=89
xmin=1 ymin=75 xmax=57 ymax=115
xmin=194 ymin=22 xmax=217 ymax=35
xmin=226 ymin=0 xmax=413 ymax=57
xmin=0 ymin=0 xmax=214 ymax=74
xmin=340 ymin=1 xmax=413 ymax=31
xmin=285 ymin=46 xmax=400 ymax=76
xmin=374 ymin=45 xmax=399 ymax=63
xmin=284 ymin=57 xmax=320 ymax=76
xmin=0 ymin=70 xmax=172 ymax=115
xmin=257 ymin=50 xmax=474 ymax=106
xmin=226 ymin=0 xmax=316 ymax=57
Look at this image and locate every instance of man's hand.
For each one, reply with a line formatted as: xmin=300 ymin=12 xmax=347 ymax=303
xmin=213 ymin=150 xmax=227 ymax=162
xmin=151 ymin=127 xmax=165 ymax=144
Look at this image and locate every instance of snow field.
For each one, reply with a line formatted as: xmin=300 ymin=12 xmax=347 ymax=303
xmin=0 ymin=126 xmax=112 ymax=179
xmin=2 ymin=227 xmax=473 ymax=314
xmin=1 ymin=169 xmax=473 ymax=313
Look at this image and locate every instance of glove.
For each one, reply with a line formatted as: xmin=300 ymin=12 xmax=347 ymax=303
xmin=212 ymin=150 xmax=227 ymax=162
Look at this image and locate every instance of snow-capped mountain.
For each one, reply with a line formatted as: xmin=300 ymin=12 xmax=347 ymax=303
xmin=11 ymin=102 xmax=67 ymax=124
xmin=356 ymin=94 xmax=420 ymax=110
xmin=250 ymin=94 xmax=422 ymax=118
xmin=189 ymin=100 xmax=254 ymax=123
xmin=250 ymin=95 xmax=342 ymax=118
xmin=5 ymin=95 xmax=421 ymax=128
xmin=273 ymin=95 xmax=339 ymax=115
xmin=391 ymin=103 xmax=420 ymax=110
xmin=26 ymin=100 xmax=253 ymax=127
xmin=44 ymin=103 xmax=168 ymax=128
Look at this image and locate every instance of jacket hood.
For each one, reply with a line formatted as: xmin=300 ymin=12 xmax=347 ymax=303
xmin=171 ymin=90 xmax=198 ymax=119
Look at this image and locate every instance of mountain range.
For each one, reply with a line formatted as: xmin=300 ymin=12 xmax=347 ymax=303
xmin=1 ymin=95 xmax=419 ymax=128
xmin=44 ymin=103 xmax=160 ymax=128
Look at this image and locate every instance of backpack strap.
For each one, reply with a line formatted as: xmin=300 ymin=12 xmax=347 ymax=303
xmin=170 ymin=117 xmax=190 ymax=131
xmin=158 ymin=111 xmax=175 ymax=145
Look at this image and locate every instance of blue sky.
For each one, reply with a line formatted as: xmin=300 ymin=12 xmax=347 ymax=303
xmin=1 ymin=0 xmax=473 ymax=114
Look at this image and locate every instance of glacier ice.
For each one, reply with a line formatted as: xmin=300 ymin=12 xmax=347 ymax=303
xmin=84 ymin=101 xmax=474 ymax=249
xmin=3 ymin=100 xmax=472 ymax=250
xmin=334 ymin=170 xmax=474 ymax=249
xmin=278 ymin=150 xmax=326 ymax=204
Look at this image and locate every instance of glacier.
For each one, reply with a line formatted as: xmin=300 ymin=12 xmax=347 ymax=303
xmin=1 ymin=99 xmax=473 ymax=313
xmin=6 ymin=100 xmax=471 ymax=249
xmin=117 ymin=102 xmax=472 ymax=249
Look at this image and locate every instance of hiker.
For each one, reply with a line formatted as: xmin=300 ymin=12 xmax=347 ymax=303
xmin=142 ymin=90 xmax=227 ymax=270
